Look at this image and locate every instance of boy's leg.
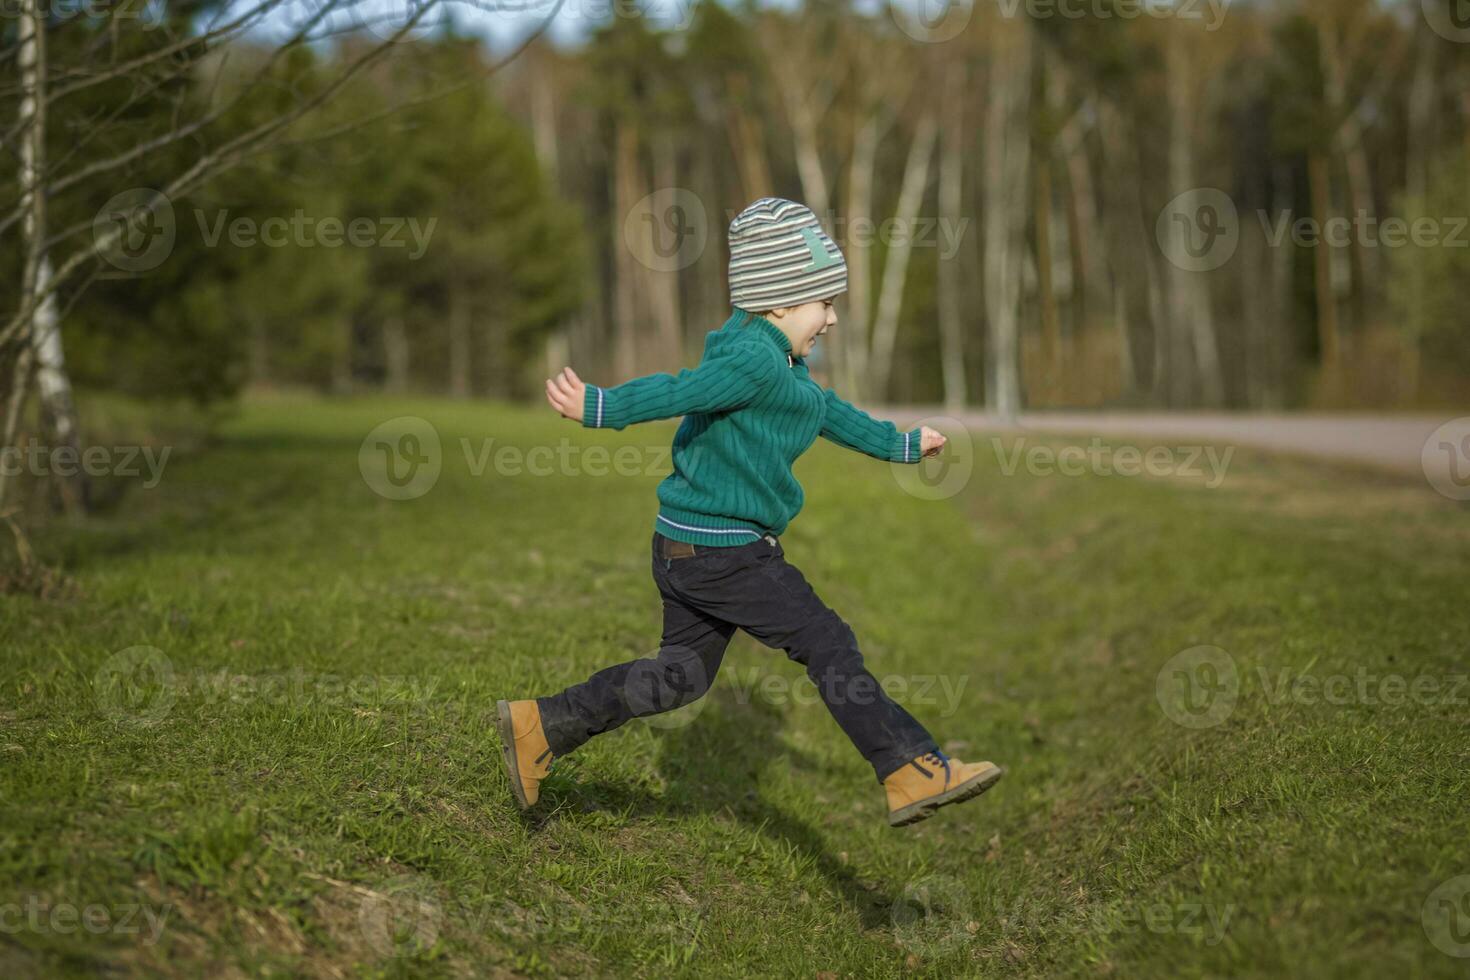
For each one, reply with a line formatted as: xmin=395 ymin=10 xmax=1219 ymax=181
xmin=662 ymin=535 xmax=941 ymax=784
xmin=535 ymin=539 xmax=737 ymax=757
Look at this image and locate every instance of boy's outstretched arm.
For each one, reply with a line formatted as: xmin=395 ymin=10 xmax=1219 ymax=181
xmin=818 ymin=387 xmax=946 ymax=462
xmin=546 ymin=343 xmax=777 ymax=430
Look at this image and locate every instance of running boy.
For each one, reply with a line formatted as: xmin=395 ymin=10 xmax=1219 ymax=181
xmin=498 ymin=197 xmax=1002 ymax=827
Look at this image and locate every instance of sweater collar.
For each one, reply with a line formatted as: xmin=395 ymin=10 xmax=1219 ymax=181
xmin=737 ymin=309 xmax=795 ymax=357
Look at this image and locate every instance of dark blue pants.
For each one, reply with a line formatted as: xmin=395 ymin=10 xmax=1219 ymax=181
xmin=536 ymin=531 xmax=940 ymax=783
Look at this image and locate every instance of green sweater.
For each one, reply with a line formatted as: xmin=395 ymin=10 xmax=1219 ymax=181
xmin=581 ymin=308 xmax=925 ymax=547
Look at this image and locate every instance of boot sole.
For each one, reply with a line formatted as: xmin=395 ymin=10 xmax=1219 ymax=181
xmin=888 ymin=763 xmax=1004 ymax=828
xmin=495 ymin=699 xmax=531 ymax=810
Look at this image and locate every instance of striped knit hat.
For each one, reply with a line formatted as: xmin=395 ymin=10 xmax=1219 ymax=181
xmin=727 ymin=197 xmax=847 ymax=312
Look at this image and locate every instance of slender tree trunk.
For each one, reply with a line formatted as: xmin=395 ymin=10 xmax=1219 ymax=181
xmin=1336 ymin=116 xmax=1377 ymax=331
xmin=868 ymin=111 xmax=938 ymax=398
xmin=1034 ymin=149 xmax=1059 ymax=376
xmin=647 ymin=133 xmax=683 ymax=374
xmin=1097 ymin=99 xmax=1152 ymax=399
xmin=842 ymin=112 xmax=886 ymax=397
xmin=787 ymin=92 xmax=831 ymax=220
xmin=1059 ymin=112 xmax=1095 ymax=343
xmin=936 ymin=58 xmax=968 ymax=413
xmin=1402 ymin=26 xmax=1437 ymax=399
xmin=1269 ymin=162 xmax=1294 ymax=407
xmin=1035 ymin=57 xmax=1061 ymax=377
xmin=18 ymin=0 xmax=87 ymax=513
xmin=1240 ymin=222 xmax=1265 ymax=409
xmin=383 ymin=315 xmax=408 ymax=392
xmin=249 ymin=318 xmax=270 ymax=388
xmin=448 ymin=276 xmax=470 ymax=398
xmin=726 ymin=73 xmax=773 ymax=203
xmin=611 ymin=119 xmax=642 ymax=379
xmin=1307 ymin=150 xmax=1339 ymax=367
xmin=530 ymin=65 xmax=560 ymax=189
xmin=1164 ymin=27 xmax=1223 ymax=407
xmin=982 ymin=22 xmax=1034 ymax=423
xmin=0 ymin=347 xmax=35 ymax=513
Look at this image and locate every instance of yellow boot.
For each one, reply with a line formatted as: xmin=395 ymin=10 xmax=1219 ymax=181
xmin=496 ymin=699 xmax=555 ymax=808
xmin=884 ymin=749 xmax=1003 ymax=827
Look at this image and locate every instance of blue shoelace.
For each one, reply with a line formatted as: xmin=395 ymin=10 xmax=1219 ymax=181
xmin=922 ymin=749 xmax=952 ymax=784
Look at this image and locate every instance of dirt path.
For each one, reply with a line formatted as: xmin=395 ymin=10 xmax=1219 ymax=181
xmin=877 ymin=407 xmax=1469 ymax=485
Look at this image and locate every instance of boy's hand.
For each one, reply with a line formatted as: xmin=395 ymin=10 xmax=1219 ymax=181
xmin=919 ymin=425 xmax=946 ymax=457
xmin=546 ymin=367 xmax=587 ymax=423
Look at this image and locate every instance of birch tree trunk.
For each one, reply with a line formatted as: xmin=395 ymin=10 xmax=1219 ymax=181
xmin=1164 ymin=26 xmax=1223 ymax=407
xmin=868 ymin=111 xmax=938 ymax=399
xmin=982 ymin=22 xmax=1034 ymax=422
xmin=936 ymin=58 xmax=969 ymax=413
xmin=17 ymin=0 xmax=87 ymax=512
xmin=784 ymin=84 xmax=833 ymax=220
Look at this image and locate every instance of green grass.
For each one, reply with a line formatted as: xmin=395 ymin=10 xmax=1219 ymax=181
xmin=2 ymin=396 xmax=1468 ymax=978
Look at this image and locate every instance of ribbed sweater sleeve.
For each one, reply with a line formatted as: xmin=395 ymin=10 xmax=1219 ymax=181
xmin=818 ymin=387 xmax=924 ymax=463
xmin=581 ymin=342 xmax=777 ymax=430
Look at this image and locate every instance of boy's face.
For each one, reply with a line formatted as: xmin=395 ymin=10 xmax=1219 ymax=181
xmin=763 ymin=298 xmax=836 ymax=359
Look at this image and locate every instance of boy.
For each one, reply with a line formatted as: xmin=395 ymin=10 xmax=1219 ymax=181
xmin=498 ymin=197 xmax=1002 ymax=827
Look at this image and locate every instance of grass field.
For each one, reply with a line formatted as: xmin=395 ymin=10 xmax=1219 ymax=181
xmin=2 ymin=396 xmax=1468 ymax=978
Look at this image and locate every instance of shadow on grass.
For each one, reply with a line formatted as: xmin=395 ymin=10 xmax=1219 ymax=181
xmin=530 ymin=685 xmax=897 ymax=931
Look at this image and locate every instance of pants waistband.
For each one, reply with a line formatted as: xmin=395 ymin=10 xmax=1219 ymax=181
xmin=656 ymin=530 xmax=777 ymax=559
